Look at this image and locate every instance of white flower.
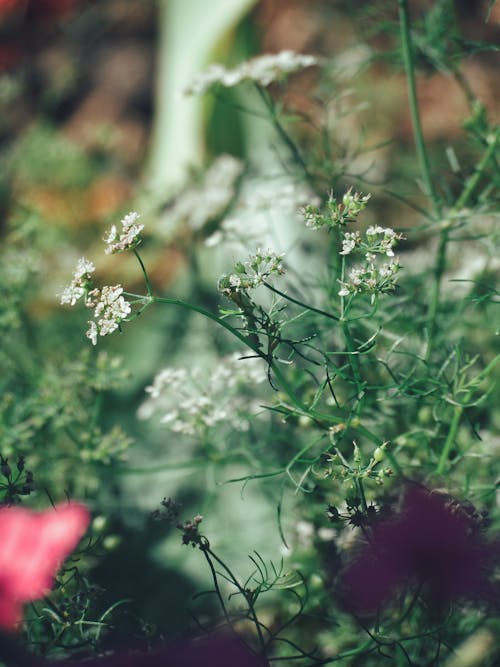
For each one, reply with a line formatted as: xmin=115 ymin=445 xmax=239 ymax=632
xmin=60 ymin=284 xmax=84 ymax=306
xmin=103 ymin=225 xmax=118 ymax=245
xmin=365 ymin=226 xmax=403 ymax=257
xmin=85 ymin=284 xmax=131 ymax=345
xmin=60 ymin=256 xmax=95 ymax=306
xmin=337 ymin=258 xmax=401 ymax=298
xmin=340 ymin=231 xmax=361 ymax=256
xmin=86 ymin=321 xmax=98 ymax=346
xmin=74 ymin=257 xmax=95 ymax=280
xmin=229 ymin=274 xmax=242 ymax=289
xmin=366 ymin=225 xmax=386 ymax=236
xmin=159 ymin=155 xmax=244 ymax=237
xmin=139 ymin=353 xmax=266 ymax=437
xmin=303 ymin=188 xmax=371 ymax=230
xmin=219 ymin=248 xmax=286 ymax=297
xmin=184 ymin=51 xmax=319 ymax=95
xmin=104 ymin=211 xmax=143 ymax=254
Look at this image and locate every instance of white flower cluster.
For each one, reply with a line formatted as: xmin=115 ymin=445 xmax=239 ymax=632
xmin=205 ymin=175 xmax=317 ymax=248
xmin=60 ymin=257 xmax=95 ymax=306
xmin=218 ymin=248 xmax=285 ymax=297
xmin=160 ymin=155 xmax=244 ymax=235
xmin=138 ymin=353 xmax=266 ymax=437
xmin=365 ymin=226 xmax=402 ymax=257
xmin=338 ymin=259 xmax=401 ymax=299
xmin=340 ymin=231 xmax=362 ymax=256
xmin=60 ymin=258 xmax=131 ymax=345
xmin=104 ymin=211 xmax=143 ymax=254
xmin=331 ymin=208 xmax=404 ymax=299
xmin=185 ymin=50 xmax=319 ymax=96
xmin=85 ymin=285 xmax=131 ymax=345
xmin=339 ymin=225 xmax=404 ymax=259
xmin=303 ymin=188 xmax=371 ymax=230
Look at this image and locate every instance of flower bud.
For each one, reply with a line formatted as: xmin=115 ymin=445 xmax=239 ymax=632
xmin=1 ymin=458 xmax=11 ymax=478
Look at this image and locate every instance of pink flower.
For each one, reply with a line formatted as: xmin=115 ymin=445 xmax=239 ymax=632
xmin=0 ymin=503 xmax=90 ymax=631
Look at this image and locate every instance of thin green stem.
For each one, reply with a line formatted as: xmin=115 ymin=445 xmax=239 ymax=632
xmin=455 ymin=129 xmax=499 ymax=210
xmin=398 ymin=0 xmax=441 ymax=215
xmin=201 ymin=549 xmax=233 ymax=630
xmin=342 ymin=322 xmax=365 ymax=417
xmin=436 ymin=354 xmax=499 ymax=473
xmin=436 ymin=405 xmax=462 ymax=474
xmin=356 ymin=477 xmax=368 ymax=514
xmin=254 ymin=84 xmax=312 ymax=184
xmin=206 ymin=548 xmax=267 ymax=658
xmin=427 ymin=130 xmax=498 ymax=361
xmin=124 ymin=291 xmax=383 ymax=444
xmin=425 ymin=230 xmax=448 ymax=361
xmin=263 ymin=281 xmax=339 ymax=321
xmin=133 ymin=248 xmax=153 ymax=296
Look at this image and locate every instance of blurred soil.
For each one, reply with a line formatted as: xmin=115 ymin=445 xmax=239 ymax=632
xmin=1 ymin=0 xmax=498 ymax=244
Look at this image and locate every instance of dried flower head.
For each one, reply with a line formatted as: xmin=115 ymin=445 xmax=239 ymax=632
xmin=339 ymin=485 xmax=500 ymax=615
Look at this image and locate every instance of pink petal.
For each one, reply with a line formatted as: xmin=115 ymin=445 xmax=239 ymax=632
xmin=0 ymin=503 xmax=90 ymax=630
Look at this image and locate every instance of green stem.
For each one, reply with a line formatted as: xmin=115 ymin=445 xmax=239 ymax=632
xmin=254 ymin=84 xmax=312 ymax=184
xmin=124 ymin=291 xmax=383 ymax=444
xmin=342 ymin=322 xmax=365 ymax=416
xmin=133 ymin=248 xmax=153 ymax=296
xmin=436 ymin=405 xmax=462 ymax=474
xmin=206 ymin=547 xmax=267 ymax=658
xmin=455 ymin=129 xmax=499 ymax=210
xmin=436 ymin=354 xmax=499 ymax=474
xmin=425 ymin=230 xmax=448 ymax=361
xmin=398 ymin=0 xmax=440 ymax=215
xmin=357 ymin=477 xmax=368 ymax=514
xmin=263 ymin=281 xmax=339 ymax=321
xmin=426 ymin=131 xmax=498 ymax=361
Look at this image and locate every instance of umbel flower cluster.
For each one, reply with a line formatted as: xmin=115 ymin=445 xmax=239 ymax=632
xmin=103 ymin=211 xmax=143 ymax=255
xmin=184 ymin=50 xmax=319 ymax=95
xmin=59 ymin=257 xmax=95 ymax=307
xmin=302 ymin=188 xmax=371 ymax=230
xmin=302 ymin=189 xmax=404 ymax=301
xmin=84 ymin=285 xmax=131 ymax=346
xmin=218 ymin=248 xmax=285 ymax=297
xmin=337 ymin=224 xmax=403 ymax=299
xmin=138 ymin=352 xmax=266 ymax=437
xmin=60 ymin=211 xmax=143 ymax=344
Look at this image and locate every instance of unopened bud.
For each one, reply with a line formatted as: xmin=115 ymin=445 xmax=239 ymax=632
xmin=1 ymin=458 xmax=11 ymax=478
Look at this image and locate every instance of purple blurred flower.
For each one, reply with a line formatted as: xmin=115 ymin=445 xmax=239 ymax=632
xmin=340 ymin=485 xmax=500 ymax=614
xmin=67 ymin=635 xmax=265 ymax=667
xmin=0 ymin=633 xmax=266 ymax=667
